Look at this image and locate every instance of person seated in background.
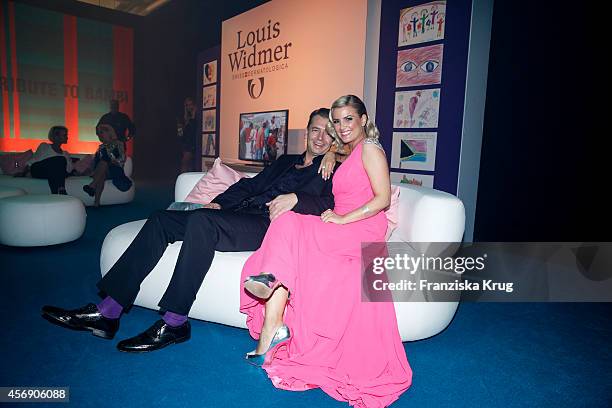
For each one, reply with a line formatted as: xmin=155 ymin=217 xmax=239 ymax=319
xmin=97 ymin=99 xmax=135 ymax=143
xmin=15 ymin=126 xmax=73 ymax=194
xmin=82 ymin=120 xmax=132 ymax=207
xmin=41 ymin=108 xmax=336 ymax=354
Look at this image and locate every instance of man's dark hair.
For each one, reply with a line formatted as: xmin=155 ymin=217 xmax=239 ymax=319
xmin=307 ymin=108 xmax=330 ymax=129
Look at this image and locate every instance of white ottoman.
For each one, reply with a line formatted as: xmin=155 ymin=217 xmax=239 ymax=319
xmin=0 ymin=195 xmax=86 ymax=246
xmin=0 ymin=185 xmax=26 ymax=199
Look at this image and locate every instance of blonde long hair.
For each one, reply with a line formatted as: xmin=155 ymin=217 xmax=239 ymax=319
xmin=326 ymin=95 xmax=380 ymax=150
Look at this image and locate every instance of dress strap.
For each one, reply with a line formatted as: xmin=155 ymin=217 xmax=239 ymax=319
xmin=363 ymin=138 xmax=385 ymax=152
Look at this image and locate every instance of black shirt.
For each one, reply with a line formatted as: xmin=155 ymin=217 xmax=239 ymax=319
xmin=212 ymin=153 xmax=334 ymax=216
xmin=242 ymin=155 xmax=322 ymax=213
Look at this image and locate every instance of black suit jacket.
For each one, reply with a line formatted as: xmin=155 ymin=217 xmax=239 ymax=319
xmin=211 ymin=154 xmax=333 ymax=215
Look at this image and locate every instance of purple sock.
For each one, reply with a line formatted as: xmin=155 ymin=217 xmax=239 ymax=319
xmin=96 ymin=296 xmax=123 ymax=319
xmin=163 ymin=311 xmax=188 ymax=327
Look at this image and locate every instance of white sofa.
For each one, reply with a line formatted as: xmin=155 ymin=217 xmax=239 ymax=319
xmin=0 ymin=194 xmax=86 ymax=246
xmin=100 ymin=172 xmax=466 ymax=341
xmin=0 ymin=157 xmax=135 ymax=206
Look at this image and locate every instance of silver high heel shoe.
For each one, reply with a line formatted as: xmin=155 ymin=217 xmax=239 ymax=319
xmin=245 ymin=324 xmax=290 ymax=367
xmin=243 ymin=273 xmax=280 ymax=299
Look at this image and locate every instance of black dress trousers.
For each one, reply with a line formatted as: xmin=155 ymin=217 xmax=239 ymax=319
xmin=30 ymin=156 xmax=68 ymax=193
xmin=96 ymin=208 xmax=270 ymax=315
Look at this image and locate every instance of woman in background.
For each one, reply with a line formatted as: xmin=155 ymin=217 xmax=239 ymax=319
xmin=18 ymin=126 xmax=72 ymax=194
xmin=83 ymin=120 xmax=131 ymax=206
xmin=240 ymin=95 xmax=412 ymax=407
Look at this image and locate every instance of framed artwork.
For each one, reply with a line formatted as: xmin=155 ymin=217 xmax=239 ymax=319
xmin=203 ymin=60 xmax=217 ymax=85
xmin=239 ymin=109 xmax=288 ymax=163
xmin=396 ymin=44 xmax=444 ymax=87
xmin=398 ymin=1 xmax=446 ymax=47
xmin=203 ymin=85 xmax=217 ymax=108
xmin=203 ymin=109 xmax=216 ymax=132
xmin=201 ymin=133 xmax=216 ymax=157
xmin=198 ymin=48 xmax=220 ymax=161
xmin=390 ymin=132 xmax=437 ymax=171
xmin=391 ymin=171 xmax=434 ymax=188
xmin=394 ymin=88 xmax=440 ymax=128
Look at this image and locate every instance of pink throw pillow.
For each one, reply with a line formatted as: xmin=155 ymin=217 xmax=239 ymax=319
xmin=73 ymin=154 xmax=95 ymax=175
xmin=0 ymin=150 xmax=33 ymax=175
xmin=184 ymin=158 xmax=249 ymax=204
xmin=384 ymin=185 xmax=401 ymax=240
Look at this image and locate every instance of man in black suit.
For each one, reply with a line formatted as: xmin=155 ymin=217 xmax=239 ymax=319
xmin=42 ymin=108 xmax=335 ymax=352
xmin=97 ymin=99 xmax=136 ymax=142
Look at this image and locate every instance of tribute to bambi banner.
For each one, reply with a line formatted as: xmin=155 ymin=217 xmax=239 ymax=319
xmin=361 ymin=242 xmax=612 ymax=302
xmin=0 ymin=2 xmax=133 ymax=154
xmin=219 ymin=0 xmax=367 ymax=161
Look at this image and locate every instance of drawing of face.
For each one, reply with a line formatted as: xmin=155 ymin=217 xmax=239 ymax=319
xmin=396 ymin=44 xmax=443 ymax=87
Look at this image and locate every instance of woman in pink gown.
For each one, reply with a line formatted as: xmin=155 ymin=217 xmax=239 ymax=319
xmin=239 ymin=95 xmax=412 ymax=407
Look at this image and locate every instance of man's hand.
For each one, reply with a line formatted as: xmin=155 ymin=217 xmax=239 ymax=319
xmin=267 ymin=193 xmax=298 ymax=221
xmin=202 ymin=202 xmax=221 ymax=210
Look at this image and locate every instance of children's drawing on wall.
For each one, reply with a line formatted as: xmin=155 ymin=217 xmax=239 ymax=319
xmin=203 ymin=60 xmax=217 ymax=85
xmin=391 ymin=172 xmax=434 ymax=188
xmin=396 ymin=44 xmax=443 ymax=87
xmin=203 ymin=86 xmax=217 ymax=108
xmin=202 ymin=133 xmax=216 ymax=157
xmin=203 ymin=110 xmax=216 ymax=132
xmin=391 ymin=132 xmax=437 ymax=171
xmin=394 ymin=88 xmax=440 ymax=128
xmin=398 ymin=1 xmax=446 ymax=47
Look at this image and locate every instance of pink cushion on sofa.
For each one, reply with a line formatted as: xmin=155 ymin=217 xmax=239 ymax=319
xmin=385 ymin=185 xmax=401 ymax=240
xmin=185 ymin=158 xmax=249 ymax=204
xmin=0 ymin=150 xmax=33 ymax=175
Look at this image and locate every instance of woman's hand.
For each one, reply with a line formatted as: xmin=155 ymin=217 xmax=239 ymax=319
xmin=318 ymin=151 xmax=336 ymax=180
xmin=202 ymin=202 xmax=221 ymax=210
xmin=321 ymin=209 xmax=345 ymax=224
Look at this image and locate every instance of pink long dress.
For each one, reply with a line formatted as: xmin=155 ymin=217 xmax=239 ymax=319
xmin=239 ymin=141 xmax=412 ymax=408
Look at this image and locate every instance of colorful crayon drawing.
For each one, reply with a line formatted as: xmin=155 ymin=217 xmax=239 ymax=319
xmin=398 ymin=1 xmax=446 ymax=47
xmin=203 ymin=86 xmax=217 ymax=108
xmin=203 ymin=110 xmax=216 ymax=132
xmin=391 ymin=132 xmax=437 ymax=171
xmin=391 ymin=172 xmax=434 ymax=188
xmin=203 ymin=60 xmax=217 ymax=85
xmin=394 ymin=88 xmax=440 ymax=128
xmin=396 ymin=44 xmax=443 ymax=87
xmin=401 ymin=139 xmax=427 ymax=162
xmin=202 ymin=133 xmax=216 ymax=156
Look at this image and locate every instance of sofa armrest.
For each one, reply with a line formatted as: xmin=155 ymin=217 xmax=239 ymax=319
xmin=175 ymin=172 xmax=206 ymax=202
xmin=389 ymin=183 xmax=466 ymax=244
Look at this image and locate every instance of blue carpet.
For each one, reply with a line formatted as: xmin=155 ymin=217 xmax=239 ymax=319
xmin=1 ymin=184 xmax=611 ymax=407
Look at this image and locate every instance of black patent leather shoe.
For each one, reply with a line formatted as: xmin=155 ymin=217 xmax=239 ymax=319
xmin=41 ymin=303 xmax=119 ymax=339
xmin=117 ymin=320 xmax=191 ymax=353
